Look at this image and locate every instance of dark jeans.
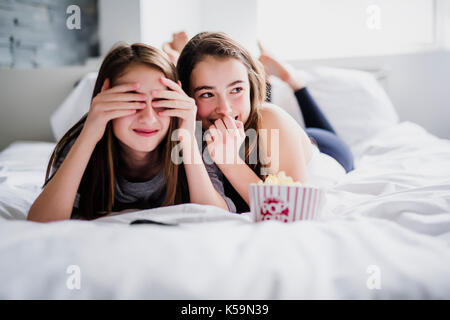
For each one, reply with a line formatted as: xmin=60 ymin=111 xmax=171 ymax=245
xmin=267 ymin=84 xmax=354 ymax=172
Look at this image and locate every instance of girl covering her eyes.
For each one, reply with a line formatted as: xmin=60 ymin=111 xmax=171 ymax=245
xmin=28 ymin=42 xmax=236 ymax=222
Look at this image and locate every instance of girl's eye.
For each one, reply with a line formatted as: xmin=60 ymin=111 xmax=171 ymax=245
xmin=199 ymin=92 xmax=213 ymax=98
xmin=231 ymin=87 xmax=243 ymax=94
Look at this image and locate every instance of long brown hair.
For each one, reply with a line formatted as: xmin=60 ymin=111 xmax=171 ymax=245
xmin=45 ymin=42 xmax=188 ymax=220
xmin=177 ymin=32 xmax=267 ymax=178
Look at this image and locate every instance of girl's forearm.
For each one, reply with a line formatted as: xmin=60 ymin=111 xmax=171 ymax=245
xmin=181 ymin=137 xmax=229 ymax=210
xmin=217 ymin=161 xmax=262 ymax=205
xmin=27 ymin=131 xmax=97 ymax=222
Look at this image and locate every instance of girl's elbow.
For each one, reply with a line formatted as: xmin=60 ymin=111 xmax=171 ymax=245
xmin=27 ymin=208 xmax=48 ymax=222
xmin=27 ymin=202 xmax=68 ymax=223
xmin=27 ymin=203 xmax=40 ymax=221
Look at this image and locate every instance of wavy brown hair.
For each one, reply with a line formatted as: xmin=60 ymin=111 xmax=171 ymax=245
xmin=45 ymin=43 xmax=188 ymax=220
xmin=177 ymin=32 xmax=267 ymax=178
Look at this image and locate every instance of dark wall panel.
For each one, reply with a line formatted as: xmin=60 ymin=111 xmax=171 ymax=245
xmin=0 ymin=0 xmax=98 ymax=68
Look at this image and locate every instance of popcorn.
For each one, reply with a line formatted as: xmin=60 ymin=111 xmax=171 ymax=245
xmin=258 ymin=171 xmax=302 ymax=186
xmin=250 ymin=175 xmax=326 ymax=222
xmin=251 ymin=172 xmax=326 ymax=223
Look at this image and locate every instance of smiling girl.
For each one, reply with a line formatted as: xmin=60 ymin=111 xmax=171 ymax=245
xmin=27 ymin=43 xmax=235 ymax=222
xmin=177 ymin=32 xmax=314 ymax=213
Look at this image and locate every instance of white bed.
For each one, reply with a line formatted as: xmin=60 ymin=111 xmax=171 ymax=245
xmin=1 ymin=67 xmax=450 ymax=299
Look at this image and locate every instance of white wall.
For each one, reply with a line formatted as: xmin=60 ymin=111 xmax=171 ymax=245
xmin=446 ymin=2 xmax=450 ymax=49
xmin=139 ymin=0 xmax=258 ymax=55
xmin=257 ymin=0 xmax=436 ymax=60
xmin=99 ymin=0 xmax=142 ymax=55
xmin=140 ymin=0 xmax=202 ymax=49
xmin=437 ymin=0 xmax=450 ymax=49
xmin=99 ymin=0 xmax=258 ymax=54
xmin=200 ymin=0 xmax=259 ymax=56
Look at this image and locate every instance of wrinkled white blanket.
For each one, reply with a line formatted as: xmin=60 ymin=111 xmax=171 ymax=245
xmin=1 ymin=121 xmax=450 ymax=299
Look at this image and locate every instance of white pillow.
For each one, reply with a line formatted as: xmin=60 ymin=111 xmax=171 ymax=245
xmin=270 ymin=67 xmax=399 ymax=146
xmin=51 ymin=72 xmax=98 ymax=141
xmin=0 ymin=141 xmax=56 ymax=220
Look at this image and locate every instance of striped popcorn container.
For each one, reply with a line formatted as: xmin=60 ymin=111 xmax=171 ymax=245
xmin=249 ymin=184 xmax=326 ymax=223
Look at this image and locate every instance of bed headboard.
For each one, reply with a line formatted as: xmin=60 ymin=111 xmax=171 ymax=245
xmin=0 ymin=64 xmax=98 ymax=150
xmin=288 ymin=56 xmax=390 ymax=90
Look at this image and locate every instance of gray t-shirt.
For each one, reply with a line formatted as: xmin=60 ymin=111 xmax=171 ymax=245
xmin=50 ymin=138 xmax=236 ymax=215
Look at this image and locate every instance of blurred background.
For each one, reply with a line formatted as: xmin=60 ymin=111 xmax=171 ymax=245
xmin=0 ymin=0 xmax=449 ymax=149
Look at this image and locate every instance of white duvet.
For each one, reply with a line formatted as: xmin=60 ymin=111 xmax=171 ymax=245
xmin=1 ymin=121 xmax=450 ymax=299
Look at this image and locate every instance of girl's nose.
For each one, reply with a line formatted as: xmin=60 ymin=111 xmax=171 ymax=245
xmin=216 ymin=95 xmax=233 ymax=116
xmin=138 ymin=102 xmax=158 ymax=123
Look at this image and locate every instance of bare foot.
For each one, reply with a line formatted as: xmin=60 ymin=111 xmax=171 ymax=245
xmin=162 ymin=42 xmax=180 ymax=65
xmin=162 ymin=31 xmax=189 ymax=65
xmin=258 ymin=41 xmax=305 ymax=91
xmin=169 ymin=31 xmax=189 ymax=53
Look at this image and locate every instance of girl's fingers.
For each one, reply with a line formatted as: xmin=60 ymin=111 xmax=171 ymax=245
xmin=101 ymin=92 xmax=147 ymax=102
xmin=205 ymin=132 xmax=213 ymax=144
xmin=159 ymin=77 xmax=184 ymax=94
xmin=101 ymin=78 xmax=110 ymax=92
xmin=106 ymin=109 xmax=137 ymax=120
xmin=236 ymin=120 xmax=246 ymax=138
xmin=205 ymin=133 xmax=215 ymax=157
xmin=101 ymin=101 xmax=146 ymax=111
xmin=214 ymin=118 xmax=227 ymax=134
xmin=151 ymin=89 xmax=187 ymax=101
xmin=222 ymin=115 xmax=238 ymax=130
xmin=157 ymin=109 xmax=188 ymax=118
xmin=106 ymin=82 xmax=140 ymax=94
xmin=152 ymin=98 xmax=193 ymax=110
xmin=207 ymin=125 xmax=221 ymax=141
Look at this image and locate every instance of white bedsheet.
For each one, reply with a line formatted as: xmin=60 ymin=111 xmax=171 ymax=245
xmin=1 ymin=121 xmax=450 ymax=299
